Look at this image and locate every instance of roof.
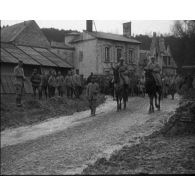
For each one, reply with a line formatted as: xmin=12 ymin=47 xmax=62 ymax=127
xmin=50 ymin=41 xmax=74 ymax=50
xmin=71 ymin=31 xmax=141 ymax=44
xmin=1 ymin=20 xmax=33 ymax=43
xmin=1 ymin=42 xmax=72 ymax=68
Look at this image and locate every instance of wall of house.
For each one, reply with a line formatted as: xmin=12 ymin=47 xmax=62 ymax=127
xmin=96 ymin=39 xmax=140 ymax=75
xmin=73 ymin=40 xmax=97 ymax=78
xmin=50 ymin=48 xmax=74 ymax=66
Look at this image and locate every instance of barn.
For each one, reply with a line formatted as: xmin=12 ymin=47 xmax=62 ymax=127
xmin=1 ymin=20 xmax=73 ymax=94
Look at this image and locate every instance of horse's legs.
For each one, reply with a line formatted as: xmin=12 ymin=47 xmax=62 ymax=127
xmin=155 ymin=93 xmax=158 ymax=109
xmin=123 ymin=96 xmax=126 ymax=110
xmin=116 ymin=97 xmax=119 ymax=111
xmin=149 ymin=95 xmax=153 ymax=113
xmin=119 ymin=98 xmax=122 ymax=110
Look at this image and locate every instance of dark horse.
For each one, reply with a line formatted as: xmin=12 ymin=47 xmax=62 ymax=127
xmin=112 ymin=67 xmax=128 ymax=111
xmin=145 ymin=70 xmax=162 ymax=113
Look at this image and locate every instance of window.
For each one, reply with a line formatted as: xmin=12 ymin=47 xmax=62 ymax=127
xmin=105 ymin=47 xmax=110 ymax=62
xmin=79 ymin=51 xmax=83 ymax=62
xmin=168 ymin=56 xmax=171 ymax=65
xmin=117 ymin=48 xmax=122 ymax=62
xmin=129 ymin=49 xmax=133 ymax=64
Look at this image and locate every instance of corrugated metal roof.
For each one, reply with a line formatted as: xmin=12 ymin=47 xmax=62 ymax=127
xmin=34 ymin=47 xmax=72 ymax=68
xmin=71 ymin=31 xmax=141 ymax=44
xmin=17 ymin=46 xmax=56 ymax=67
xmin=1 ymin=42 xmax=73 ymax=68
xmin=1 ymin=48 xmax=18 ymax=63
xmin=1 ymin=43 xmax=40 ymax=65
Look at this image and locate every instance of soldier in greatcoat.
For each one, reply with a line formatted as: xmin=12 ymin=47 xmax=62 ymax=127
xmin=56 ymin=71 xmax=64 ymax=97
xmin=30 ymin=69 xmax=41 ymax=99
xmin=65 ymin=70 xmax=73 ymax=98
xmin=86 ymin=77 xmax=99 ymax=116
xmin=13 ymin=60 xmax=26 ymax=107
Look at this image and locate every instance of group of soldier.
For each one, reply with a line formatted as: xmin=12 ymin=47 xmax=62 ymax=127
xmin=30 ymin=68 xmax=85 ymax=100
xmin=13 ymin=58 xmax=191 ymax=116
xmin=13 ymin=60 xmax=100 ymax=116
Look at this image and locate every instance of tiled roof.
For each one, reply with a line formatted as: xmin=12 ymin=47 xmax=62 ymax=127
xmin=1 ymin=42 xmax=72 ymax=68
xmin=1 ymin=21 xmax=33 ymax=42
xmin=71 ymin=31 xmax=141 ymax=44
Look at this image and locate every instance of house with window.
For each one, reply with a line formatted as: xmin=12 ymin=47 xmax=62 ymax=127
xmin=150 ymin=32 xmax=177 ymax=76
xmin=138 ymin=33 xmax=177 ymax=77
xmin=65 ymin=21 xmax=141 ymax=78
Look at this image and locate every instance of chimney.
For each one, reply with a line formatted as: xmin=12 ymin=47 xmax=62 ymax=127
xmin=123 ymin=22 xmax=131 ymax=37
xmin=86 ymin=20 xmax=93 ymax=32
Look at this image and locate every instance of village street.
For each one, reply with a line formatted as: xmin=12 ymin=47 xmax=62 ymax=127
xmin=1 ymin=96 xmax=179 ymax=175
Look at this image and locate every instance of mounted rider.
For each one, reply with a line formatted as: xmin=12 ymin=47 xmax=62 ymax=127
xmin=145 ymin=56 xmax=162 ymax=87
xmin=112 ymin=57 xmax=129 ymax=94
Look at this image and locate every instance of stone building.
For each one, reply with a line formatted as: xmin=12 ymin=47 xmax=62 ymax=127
xmin=65 ymin=21 xmax=141 ymax=78
xmin=150 ymin=32 xmax=177 ymax=76
xmin=138 ymin=32 xmax=177 ymax=77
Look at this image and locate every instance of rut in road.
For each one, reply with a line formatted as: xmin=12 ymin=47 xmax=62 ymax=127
xmin=1 ymin=97 xmax=179 ymax=175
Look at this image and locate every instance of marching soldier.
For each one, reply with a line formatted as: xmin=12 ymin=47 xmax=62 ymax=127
xmin=14 ymin=60 xmax=26 ymax=107
xmin=86 ymin=76 xmax=99 ymax=116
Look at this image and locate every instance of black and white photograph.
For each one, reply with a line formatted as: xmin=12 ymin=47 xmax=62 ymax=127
xmin=0 ymin=0 xmax=194 ymax=194
xmin=1 ymin=19 xmax=194 ymax=176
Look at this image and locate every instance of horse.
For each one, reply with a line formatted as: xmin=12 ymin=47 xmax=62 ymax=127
xmin=112 ymin=67 xmax=128 ymax=111
xmin=145 ymin=70 xmax=162 ymax=113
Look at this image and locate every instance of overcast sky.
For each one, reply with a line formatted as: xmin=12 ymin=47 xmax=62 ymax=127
xmin=1 ymin=20 xmax=174 ymax=35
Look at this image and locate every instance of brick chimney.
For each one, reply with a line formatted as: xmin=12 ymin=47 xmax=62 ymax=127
xmin=86 ymin=20 xmax=93 ymax=32
xmin=123 ymin=22 xmax=131 ymax=37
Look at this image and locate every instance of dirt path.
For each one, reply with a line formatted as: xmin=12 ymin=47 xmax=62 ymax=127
xmin=1 ymin=96 xmax=179 ymax=175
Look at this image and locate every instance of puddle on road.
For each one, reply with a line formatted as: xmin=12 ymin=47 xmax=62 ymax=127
xmin=1 ymin=97 xmax=116 ymax=148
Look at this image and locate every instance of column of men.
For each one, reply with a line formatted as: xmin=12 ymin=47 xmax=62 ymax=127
xmin=13 ymin=60 xmax=84 ymax=107
xmin=30 ymin=69 xmax=84 ymax=99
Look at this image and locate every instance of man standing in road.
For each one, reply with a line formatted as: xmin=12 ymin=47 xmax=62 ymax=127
xmin=86 ymin=77 xmax=99 ymax=116
xmin=14 ymin=60 xmax=26 ymax=107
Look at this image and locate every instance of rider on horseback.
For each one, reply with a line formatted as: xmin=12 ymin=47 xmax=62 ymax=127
xmin=145 ymin=56 xmax=162 ymax=87
xmin=113 ymin=57 xmax=129 ymax=95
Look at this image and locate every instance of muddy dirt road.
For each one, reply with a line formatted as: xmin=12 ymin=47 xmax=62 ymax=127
xmin=1 ymin=96 xmax=179 ymax=175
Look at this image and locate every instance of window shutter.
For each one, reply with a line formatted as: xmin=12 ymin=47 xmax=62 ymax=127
xmin=101 ymin=46 xmax=105 ymax=62
xmin=110 ymin=46 xmax=113 ymax=62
